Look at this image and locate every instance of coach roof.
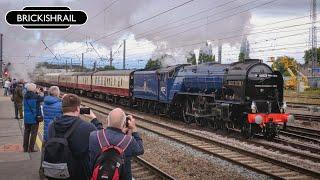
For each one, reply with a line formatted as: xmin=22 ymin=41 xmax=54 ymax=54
xmin=72 ymin=72 xmax=94 ymax=76
xmin=93 ymin=70 xmax=134 ymax=76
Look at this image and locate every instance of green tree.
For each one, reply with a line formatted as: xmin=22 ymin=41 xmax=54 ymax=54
xmin=238 ymin=52 xmax=245 ymax=62
xmin=97 ymin=65 xmax=116 ymax=71
xmin=187 ymin=52 xmax=215 ymax=65
xmin=187 ymin=52 xmax=196 ymax=65
xmin=145 ymin=58 xmax=161 ymax=70
xmin=303 ymin=47 xmax=320 ymax=65
xmin=271 ymin=56 xmax=298 ymax=77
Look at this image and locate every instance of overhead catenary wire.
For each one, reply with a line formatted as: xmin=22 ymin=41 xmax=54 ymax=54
xmin=92 ymin=0 xmax=196 ymax=43
xmin=47 ymin=0 xmax=121 ymax=48
xmin=135 ymin=0 xmax=240 ymax=38
xmin=6 ymin=0 xmax=316 ymax=69
xmin=45 ymin=1 xmax=318 ymax=60
xmin=138 ymin=0 xmax=263 ymax=39
xmin=155 ymin=0 xmax=280 ymax=41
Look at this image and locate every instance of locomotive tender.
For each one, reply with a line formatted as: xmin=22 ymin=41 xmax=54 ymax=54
xmin=36 ymin=59 xmax=292 ymax=139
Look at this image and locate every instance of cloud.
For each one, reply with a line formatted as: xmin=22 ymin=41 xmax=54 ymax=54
xmin=0 ymin=0 xmax=310 ymax=78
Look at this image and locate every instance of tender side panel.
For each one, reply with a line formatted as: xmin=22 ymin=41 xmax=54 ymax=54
xmin=133 ymin=71 xmax=158 ymax=101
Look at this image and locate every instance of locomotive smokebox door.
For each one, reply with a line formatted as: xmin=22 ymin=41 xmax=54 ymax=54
xmin=221 ymin=103 xmax=230 ymax=121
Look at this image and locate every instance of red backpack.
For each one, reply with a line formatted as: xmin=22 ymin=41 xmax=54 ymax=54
xmin=91 ymin=130 xmax=132 ymax=180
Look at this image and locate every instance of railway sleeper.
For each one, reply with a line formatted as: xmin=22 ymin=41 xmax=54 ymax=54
xmin=206 ymin=148 xmax=225 ymax=153
xmin=131 ymin=167 xmax=145 ymax=172
xmin=272 ymin=171 xmax=298 ymax=177
xmin=238 ymin=159 xmax=257 ymax=164
xmin=136 ymin=175 xmax=158 ymax=180
xmin=285 ymin=175 xmax=311 ymax=180
xmin=265 ymin=168 xmax=292 ymax=173
xmin=134 ymin=170 xmax=153 ymax=177
xmin=215 ymin=152 xmax=238 ymax=157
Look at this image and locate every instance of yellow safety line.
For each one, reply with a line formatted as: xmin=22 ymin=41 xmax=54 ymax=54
xmin=36 ymin=134 xmax=43 ymax=152
xmin=36 ymin=122 xmax=44 ymax=151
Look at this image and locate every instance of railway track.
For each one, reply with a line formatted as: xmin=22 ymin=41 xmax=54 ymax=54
xmin=292 ymin=113 xmax=320 ymax=123
xmin=246 ymin=138 xmax=320 ymax=163
xmin=81 ymin=99 xmax=320 ymax=179
xmin=132 ymin=157 xmax=175 ymax=180
xmin=283 ymin=125 xmax=320 ymax=139
xmin=279 ymin=126 xmax=320 ymax=146
xmin=287 ymin=102 xmax=320 ymax=108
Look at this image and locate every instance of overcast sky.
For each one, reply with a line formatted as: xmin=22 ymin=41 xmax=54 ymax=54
xmin=0 ymin=0 xmax=317 ymax=78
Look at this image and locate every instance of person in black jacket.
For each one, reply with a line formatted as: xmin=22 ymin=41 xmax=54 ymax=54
xmin=47 ymin=94 xmax=102 ymax=180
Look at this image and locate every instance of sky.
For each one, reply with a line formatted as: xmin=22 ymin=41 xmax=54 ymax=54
xmin=0 ymin=0 xmax=318 ymax=79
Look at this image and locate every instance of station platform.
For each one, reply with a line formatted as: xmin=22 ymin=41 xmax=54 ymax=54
xmin=0 ymin=89 xmax=41 ymax=180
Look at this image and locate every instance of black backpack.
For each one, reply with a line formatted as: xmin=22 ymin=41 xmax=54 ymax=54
xmin=91 ymin=130 xmax=132 ymax=180
xmin=42 ymin=120 xmax=81 ymax=179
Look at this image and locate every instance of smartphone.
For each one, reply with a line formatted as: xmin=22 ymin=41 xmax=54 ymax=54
xmin=80 ymin=107 xmax=91 ymax=114
xmin=125 ymin=116 xmax=130 ymax=127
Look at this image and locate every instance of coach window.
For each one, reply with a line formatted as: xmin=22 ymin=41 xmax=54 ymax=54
xmin=120 ymin=78 xmax=123 ymax=87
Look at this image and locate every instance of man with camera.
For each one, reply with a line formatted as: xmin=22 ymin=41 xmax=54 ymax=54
xmin=88 ymin=108 xmax=144 ymax=180
xmin=43 ymin=94 xmax=102 ymax=180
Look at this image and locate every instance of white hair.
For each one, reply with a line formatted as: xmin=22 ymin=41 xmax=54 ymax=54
xmin=48 ymin=86 xmax=60 ymax=97
xmin=107 ymin=108 xmax=126 ymax=128
xmin=26 ymin=83 xmax=37 ymax=92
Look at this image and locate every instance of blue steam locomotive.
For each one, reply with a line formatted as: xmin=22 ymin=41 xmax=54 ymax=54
xmin=37 ymin=59 xmax=292 ymax=139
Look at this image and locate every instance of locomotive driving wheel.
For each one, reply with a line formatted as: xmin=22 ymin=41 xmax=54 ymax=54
xmin=242 ymin=121 xmax=252 ymax=139
xmin=195 ymin=117 xmax=207 ymax=127
xmin=264 ymin=122 xmax=277 ymax=140
xmin=182 ymin=99 xmax=193 ymax=124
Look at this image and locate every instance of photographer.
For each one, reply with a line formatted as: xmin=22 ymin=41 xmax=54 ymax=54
xmin=88 ymin=108 xmax=144 ymax=180
xmin=23 ymin=83 xmax=44 ymax=152
xmin=44 ymin=94 xmax=102 ymax=180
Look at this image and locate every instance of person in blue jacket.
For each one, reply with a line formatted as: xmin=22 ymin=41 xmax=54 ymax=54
xmin=89 ymin=108 xmax=144 ymax=180
xmin=23 ymin=83 xmax=44 ymax=152
xmin=39 ymin=86 xmax=63 ymax=178
xmin=42 ymin=86 xmax=62 ymax=141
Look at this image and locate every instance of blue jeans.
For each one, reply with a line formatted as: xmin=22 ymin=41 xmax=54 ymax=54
xmin=4 ymin=87 xmax=9 ymax=96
